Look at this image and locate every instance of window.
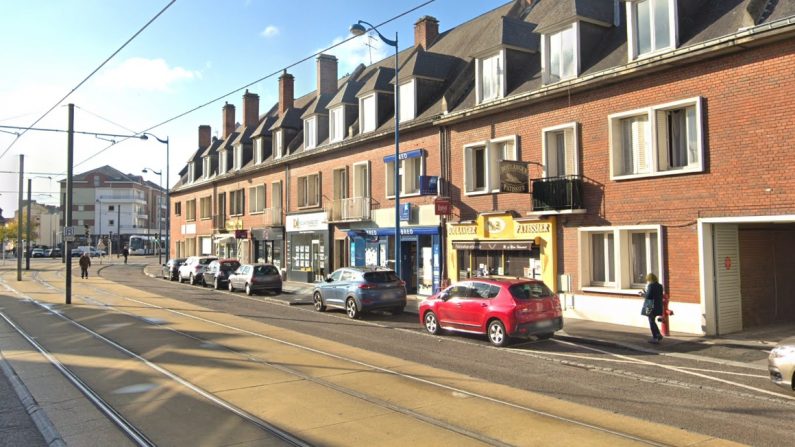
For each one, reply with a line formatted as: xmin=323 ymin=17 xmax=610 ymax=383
xmin=304 ymin=117 xmax=317 ymax=149
xmin=332 ymin=168 xmax=348 ymax=200
xmin=360 ymin=94 xmax=377 ymax=133
xmin=234 ymin=144 xmax=243 ymax=170
xmin=399 ymin=80 xmax=415 ymax=122
xmin=352 ymin=162 xmax=369 ymax=198
xmin=330 ymin=106 xmax=345 ymax=142
xmin=385 ymin=153 xmax=424 ymax=198
xmin=627 ymin=0 xmax=676 ymax=59
xmin=271 ymin=181 xmax=282 ymax=210
xmin=543 ymin=24 xmax=578 ymax=84
xmin=579 ymin=225 xmax=663 ymax=291
xmin=230 ymin=189 xmax=245 ymax=215
xmin=543 ymin=123 xmax=579 ymax=177
xmin=174 ymin=202 xmax=181 ymax=216
xmin=254 ymin=138 xmax=264 ymax=163
xmin=109 ymin=219 xmax=114 ymax=226
xmin=188 ymin=162 xmax=196 ymax=182
xmin=609 ymin=97 xmax=703 ymax=179
xmin=203 ymin=157 xmax=212 ymax=178
xmin=477 ymin=52 xmax=503 ymax=104
xmin=248 ymin=185 xmax=265 ymax=213
xmin=108 ymin=205 xmax=115 ymax=211
xmin=186 ymin=199 xmax=196 ymax=221
xmin=297 ymin=173 xmax=320 ymax=208
xmin=274 ymin=130 xmax=283 ymax=159
xmin=93 ymin=176 xmax=100 ymax=186
xmin=464 ymin=136 xmax=518 ymax=194
xmin=200 ymin=197 xmax=212 ymax=219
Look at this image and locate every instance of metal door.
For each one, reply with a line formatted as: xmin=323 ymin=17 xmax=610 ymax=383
xmin=713 ymin=224 xmax=742 ymax=334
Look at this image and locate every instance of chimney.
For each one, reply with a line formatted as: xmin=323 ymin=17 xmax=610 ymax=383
xmin=279 ymin=70 xmax=294 ymax=115
xmin=242 ymin=89 xmax=260 ymax=128
xmin=316 ymin=54 xmax=338 ymax=96
xmin=414 ymin=16 xmax=439 ymax=50
xmin=222 ymin=102 xmax=236 ymax=138
xmin=198 ymin=125 xmax=211 ymax=149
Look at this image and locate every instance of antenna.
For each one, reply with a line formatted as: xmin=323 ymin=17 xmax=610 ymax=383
xmin=364 ymin=33 xmax=378 ymax=65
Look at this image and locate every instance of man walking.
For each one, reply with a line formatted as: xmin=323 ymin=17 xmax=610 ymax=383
xmin=122 ymin=245 xmax=129 ymax=264
xmin=79 ymin=252 xmax=91 ymax=279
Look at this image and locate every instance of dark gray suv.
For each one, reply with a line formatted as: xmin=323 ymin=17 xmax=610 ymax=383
xmin=312 ymin=267 xmax=406 ymax=319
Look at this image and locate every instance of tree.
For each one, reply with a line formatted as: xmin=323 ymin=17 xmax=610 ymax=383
xmin=0 ymin=215 xmax=40 ymax=249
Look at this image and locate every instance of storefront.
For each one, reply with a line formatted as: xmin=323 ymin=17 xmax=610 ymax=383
xmin=348 ymin=226 xmax=442 ymax=295
xmin=286 ymin=211 xmax=329 ymax=283
xmin=447 ymin=213 xmax=557 ymax=290
xmin=251 ymin=226 xmax=284 ymax=269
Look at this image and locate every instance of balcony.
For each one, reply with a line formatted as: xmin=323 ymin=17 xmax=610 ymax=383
xmin=327 ymin=197 xmax=371 ymax=222
xmin=531 ymin=175 xmax=584 ymax=212
xmin=262 ymin=207 xmax=283 ymax=226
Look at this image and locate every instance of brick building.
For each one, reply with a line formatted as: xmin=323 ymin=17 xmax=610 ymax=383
xmin=169 ymin=0 xmax=795 ymax=335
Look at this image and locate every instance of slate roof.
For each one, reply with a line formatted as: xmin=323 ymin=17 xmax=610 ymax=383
xmin=534 ymin=0 xmax=614 ymax=33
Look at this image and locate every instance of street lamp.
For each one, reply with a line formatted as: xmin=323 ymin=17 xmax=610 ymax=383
xmin=350 ymin=20 xmax=402 ymax=280
xmin=142 ymin=167 xmax=163 ymax=264
xmin=140 ymin=133 xmax=169 ymax=261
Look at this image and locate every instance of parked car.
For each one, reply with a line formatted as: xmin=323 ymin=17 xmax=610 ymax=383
xmin=70 ymin=247 xmax=105 ymax=257
xmin=161 ymin=258 xmax=187 ymax=281
xmin=227 ymin=264 xmax=282 ymax=295
xmin=312 ymin=267 xmax=406 ymax=319
xmin=202 ymin=259 xmax=241 ymax=289
xmin=31 ymin=248 xmax=45 ymax=258
xmin=418 ymin=278 xmax=563 ymax=347
xmin=769 ymin=336 xmax=795 ymax=392
xmin=177 ymin=256 xmax=218 ymax=285
xmin=46 ymin=248 xmax=62 ymax=258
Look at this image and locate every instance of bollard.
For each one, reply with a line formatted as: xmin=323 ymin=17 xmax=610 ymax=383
xmin=660 ymin=293 xmax=674 ymax=336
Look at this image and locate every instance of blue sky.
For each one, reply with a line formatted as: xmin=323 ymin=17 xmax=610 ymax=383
xmin=0 ymin=0 xmax=509 ymax=217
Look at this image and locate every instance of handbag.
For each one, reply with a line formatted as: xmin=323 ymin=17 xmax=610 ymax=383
xmin=641 ymin=298 xmax=654 ymax=316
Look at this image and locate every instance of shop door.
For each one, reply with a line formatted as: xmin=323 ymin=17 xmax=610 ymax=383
xmin=714 ymin=224 xmax=742 ymax=334
xmin=311 ymin=240 xmax=325 ymax=282
xmin=401 ymin=240 xmax=417 ymax=294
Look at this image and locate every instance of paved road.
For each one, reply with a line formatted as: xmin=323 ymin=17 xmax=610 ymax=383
xmin=2 ymin=259 xmax=793 ymax=446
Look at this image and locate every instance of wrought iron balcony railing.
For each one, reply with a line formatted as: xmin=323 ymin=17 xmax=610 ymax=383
xmin=327 ymin=197 xmax=371 ymax=222
xmin=263 ymin=207 xmax=283 ymax=226
xmin=531 ymin=175 xmax=584 ymax=211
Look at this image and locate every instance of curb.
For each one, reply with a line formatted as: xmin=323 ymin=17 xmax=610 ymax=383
xmin=0 ymin=352 xmax=66 ymax=447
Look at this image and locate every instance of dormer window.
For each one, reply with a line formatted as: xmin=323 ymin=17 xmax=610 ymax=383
xmin=627 ymin=0 xmax=677 ymax=60
xmin=360 ymin=94 xmax=377 ymax=133
xmin=234 ymin=144 xmax=243 ymax=170
xmin=330 ymin=106 xmax=345 ymax=142
xmin=542 ymin=24 xmax=578 ymax=84
xmin=188 ymin=162 xmax=196 ymax=182
xmin=254 ymin=138 xmax=263 ymax=164
xmin=304 ymin=116 xmax=317 ymax=150
xmin=398 ymin=80 xmax=415 ymax=123
xmin=274 ymin=130 xmax=283 ymax=159
xmin=219 ymin=149 xmax=228 ymax=174
xmin=203 ymin=157 xmax=211 ymax=179
xmin=476 ymin=51 xmax=504 ymax=104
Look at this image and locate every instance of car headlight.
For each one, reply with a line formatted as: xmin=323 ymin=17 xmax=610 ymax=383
xmin=769 ymin=345 xmax=795 ymax=359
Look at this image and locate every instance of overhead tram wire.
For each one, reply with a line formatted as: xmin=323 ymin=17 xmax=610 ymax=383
xmin=0 ymin=0 xmax=177 ymax=162
xmin=75 ymin=105 xmax=140 ymax=135
xmin=73 ymin=0 xmax=436 ymax=168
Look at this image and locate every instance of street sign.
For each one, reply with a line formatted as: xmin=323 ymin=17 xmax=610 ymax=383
xmin=434 ymin=197 xmax=452 ymax=216
xmin=63 ymin=226 xmax=75 ymax=242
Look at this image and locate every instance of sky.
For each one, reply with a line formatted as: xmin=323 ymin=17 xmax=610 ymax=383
xmin=0 ymin=0 xmax=510 ymax=218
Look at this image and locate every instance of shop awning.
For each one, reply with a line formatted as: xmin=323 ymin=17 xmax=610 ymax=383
xmin=452 ymin=240 xmax=533 ymax=251
xmin=383 ymin=149 xmax=424 ymax=163
xmin=214 ymin=235 xmax=235 ymax=244
xmin=347 ymin=226 xmax=439 ymax=238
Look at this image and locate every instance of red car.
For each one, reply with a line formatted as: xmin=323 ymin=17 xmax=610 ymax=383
xmin=418 ymin=278 xmax=563 ymax=346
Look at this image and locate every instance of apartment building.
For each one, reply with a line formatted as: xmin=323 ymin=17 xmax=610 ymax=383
xmin=170 ymin=0 xmax=795 ymax=335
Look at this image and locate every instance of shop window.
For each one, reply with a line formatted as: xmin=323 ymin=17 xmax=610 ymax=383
xmin=580 ymin=225 xmax=663 ymax=292
xmin=542 ymin=123 xmax=579 ymax=178
xmin=627 ymin=0 xmax=677 ymax=60
xmin=249 ymin=185 xmax=265 ymax=213
xmin=476 ymin=51 xmax=504 ymax=104
xmin=464 ymin=135 xmax=518 ymax=195
xmin=542 ymin=23 xmax=578 ymax=84
xmin=297 ymin=173 xmax=321 ymax=208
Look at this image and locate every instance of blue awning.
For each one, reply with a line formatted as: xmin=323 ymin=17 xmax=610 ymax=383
xmin=383 ymin=149 xmax=424 ymax=164
xmin=347 ymin=226 xmax=439 ymax=238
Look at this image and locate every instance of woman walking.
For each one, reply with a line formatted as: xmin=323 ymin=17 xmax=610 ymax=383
xmin=79 ymin=252 xmax=91 ymax=279
xmin=640 ymin=273 xmax=664 ymax=344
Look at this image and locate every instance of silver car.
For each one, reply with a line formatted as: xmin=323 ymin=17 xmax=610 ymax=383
xmin=227 ymin=264 xmax=282 ymax=296
xmin=312 ymin=267 xmax=406 ymax=319
xmin=178 ymin=256 xmax=218 ymax=285
xmin=769 ymin=336 xmax=795 ymax=391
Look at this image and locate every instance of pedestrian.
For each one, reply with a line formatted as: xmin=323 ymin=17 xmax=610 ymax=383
xmin=122 ymin=245 xmax=129 ymax=264
xmin=79 ymin=252 xmax=91 ymax=279
xmin=639 ymin=273 xmax=664 ymax=343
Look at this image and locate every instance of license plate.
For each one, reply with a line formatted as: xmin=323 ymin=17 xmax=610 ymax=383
xmin=536 ymin=319 xmax=553 ymax=328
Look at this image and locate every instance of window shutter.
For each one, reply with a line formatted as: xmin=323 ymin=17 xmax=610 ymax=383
xmin=464 ymin=147 xmax=472 ymax=192
xmin=635 ymin=116 xmax=649 ymax=173
xmin=489 ymin=142 xmax=501 ymax=191
xmin=298 ymin=177 xmax=306 ymax=207
xmin=564 ymin=128 xmax=575 ymax=176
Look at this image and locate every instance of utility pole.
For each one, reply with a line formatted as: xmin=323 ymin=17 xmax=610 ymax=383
xmin=65 ymin=104 xmax=74 ymax=304
xmin=25 ymin=178 xmax=31 ymax=270
xmin=16 ymin=155 xmax=23 ymax=281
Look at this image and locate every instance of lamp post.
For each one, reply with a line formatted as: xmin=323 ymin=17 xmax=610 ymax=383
xmin=350 ymin=20 xmax=401 ymax=280
xmin=141 ymin=133 xmax=169 ymax=262
xmin=142 ymin=167 xmax=163 ymax=264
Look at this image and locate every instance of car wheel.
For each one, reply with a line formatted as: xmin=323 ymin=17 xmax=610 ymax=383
xmin=537 ymin=332 xmax=554 ymax=340
xmin=178 ymin=274 xmax=185 ymax=283
xmin=273 ymin=288 xmax=282 ymax=295
xmin=345 ymin=298 xmax=360 ymax=319
xmin=245 ymin=283 xmax=253 ymax=296
xmin=201 ymin=277 xmax=207 ymax=287
xmin=189 ymin=274 xmax=196 ymax=285
xmin=313 ymin=292 xmax=326 ymax=312
xmin=424 ymin=311 xmax=441 ymax=335
xmin=487 ymin=320 xmax=509 ymax=347
xmin=228 ymin=281 xmax=234 ymax=292
xmin=214 ymin=278 xmax=220 ymax=290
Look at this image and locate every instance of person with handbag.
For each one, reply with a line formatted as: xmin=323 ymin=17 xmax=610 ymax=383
xmin=639 ymin=273 xmax=664 ymax=344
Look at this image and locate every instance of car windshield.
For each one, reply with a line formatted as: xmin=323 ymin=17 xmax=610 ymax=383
xmin=363 ymin=271 xmax=400 ymax=283
xmin=253 ymin=265 xmax=279 ymax=276
xmin=220 ymin=261 xmax=240 ymax=270
xmin=199 ymin=258 xmax=215 ymax=265
xmin=509 ymin=282 xmax=553 ymax=300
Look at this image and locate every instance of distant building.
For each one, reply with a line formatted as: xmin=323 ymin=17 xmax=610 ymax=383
xmin=13 ymin=201 xmax=60 ymax=247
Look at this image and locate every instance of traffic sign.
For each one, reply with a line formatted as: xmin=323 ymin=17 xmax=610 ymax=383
xmin=63 ymin=226 xmax=75 ymax=242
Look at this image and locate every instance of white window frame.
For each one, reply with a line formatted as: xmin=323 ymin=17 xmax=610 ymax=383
xmin=463 ymin=135 xmax=518 ymax=195
xmin=274 ymin=130 xmax=283 ymax=159
xmin=330 ymin=106 xmax=345 ymax=143
xmin=541 ymin=23 xmax=579 ymax=84
xmin=229 ymin=189 xmax=245 ymax=216
xmin=186 ymin=199 xmax=196 ymax=221
xmin=271 ymin=181 xmax=282 ymax=210
xmin=199 ymin=196 xmax=212 ymax=220
xmin=234 ymin=144 xmax=243 ymax=170
xmin=626 ymin=0 xmax=678 ymax=61
xmin=219 ymin=149 xmax=228 ymax=174
xmin=359 ymin=94 xmax=377 ymax=133
xmin=475 ymin=50 xmax=505 ymax=104
xmin=249 ymin=185 xmax=265 ymax=214
xmin=542 ymin=122 xmax=580 ymax=178
xmin=352 ymin=161 xmax=370 ymax=198
xmin=399 ymin=80 xmax=416 ymax=123
xmin=254 ymin=138 xmax=263 ymax=164
xmin=297 ymin=173 xmax=320 ymax=208
xmin=304 ymin=116 xmax=318 ymax=150
xmin=203 ymin=157 xmax=211 ymax=179
xmin=578 ymin=225 xmax=664 ymax=294
xmin=332 ymin=167 xmax=348 ymax=200
xmin=609 ymin=97 xmax=703 ymax=180
xmin=385 ymin=154 xmax=425 ymax=199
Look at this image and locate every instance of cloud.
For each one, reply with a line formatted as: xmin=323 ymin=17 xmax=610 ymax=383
xmin=96 ymin=57 xmax=199 ymax=92
xmin=260 ymin=25 xmax=279 ymax=38
xmin=322 ymin=34 xmax=390 ymax=76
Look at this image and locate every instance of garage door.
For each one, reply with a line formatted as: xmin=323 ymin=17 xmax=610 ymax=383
xmin=714 ymin=224 xmax=742 ymax=334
